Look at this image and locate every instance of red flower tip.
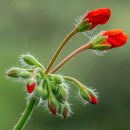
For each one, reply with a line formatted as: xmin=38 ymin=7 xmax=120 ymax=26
xmin=27 ymin=82 xmax=36 ymax=93
xmin=63 ymin=107 xmax=68 ymax=119
xmin=89 ymin=93 xmax=98 ymax=104
xmin=84 ymin=8 xmax=111 ymax=29
xmin=50 ymin=102 xmax=57 ymax=115
xmin=102 ymin=29 xmax=128 ymax=48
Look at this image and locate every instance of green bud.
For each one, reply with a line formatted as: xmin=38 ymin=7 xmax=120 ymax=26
xmin=58 ymin=103 xmax=64 ymax=115
xmin=80 ymin=87 xmax=91 ymax=102
xmin=6 ymin=68 xmax=22 ymax=78
xmin=53 ymin=75 xmax=63 ymax=84
xmin=36 ymin=73 xmax=41 ymax=80
xmin=56 ymin=84 xmax=68 ymax=103
xmin=50 ymin=81 xmax=57 ymax=93
xmin=35 ymin=81 xmax=48 ymax=100
xmin=42 ymin=83 xmax=49 ymax=100
xmin=48 ymin=77 xmax=54 ymax=81
xmin=20 ymin=71 xmax=32 ymax=78
xmin=21 ymin=54 xmax=45 ymax=70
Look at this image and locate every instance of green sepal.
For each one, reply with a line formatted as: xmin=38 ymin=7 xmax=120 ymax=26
xmin=50 ymin=81 xmax=57 ymax=93
xmin=42 ymin=82 xmax=49 ymax=100
xmin=91 ymin=44 xmax=111 ymax=50
xmin=77 ymin=19 xmax=92 ymax=32
xmin=58 ymin=103 xmax=64 ymax=115
xmin=20 ymin=71 xmax=32 ymax=78
xmin=56 ymin=84 xmax=68 ymax=103
xmin=91 ymin=33 xmax=107 ymax=46
xmin=35 ymin=81 xmax=48 ymax=100
xmin=78 ymin=24 xmax=92 ymax=32
xmin=87 ymin=88 xmax=97 ymax=98
xmin=53 ymin=75 xmax=63 ymax=84
xmin=80 ymin=87 xmax=91 ymax=102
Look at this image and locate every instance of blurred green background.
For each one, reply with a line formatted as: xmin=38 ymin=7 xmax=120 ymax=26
xmin=0 ymin=0 xmax=130 ymax=130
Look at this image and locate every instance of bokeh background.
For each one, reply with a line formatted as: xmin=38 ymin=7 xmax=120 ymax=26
xmin=0 ymin=0 xmax=130 ymax=130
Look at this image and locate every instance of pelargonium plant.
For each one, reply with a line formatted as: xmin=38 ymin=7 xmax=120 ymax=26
xmin=6 ymin=8 xmax=128 ymax=130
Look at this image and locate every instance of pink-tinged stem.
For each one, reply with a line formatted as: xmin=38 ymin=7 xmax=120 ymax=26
xmin=45 ymin=28 xmax=78 ymax=74
xmin=50 ymin=42 xmax=92 ymax=74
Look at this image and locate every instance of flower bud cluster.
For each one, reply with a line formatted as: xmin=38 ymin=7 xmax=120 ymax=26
xmin=6 ymin=54 xmax=71 ymax=118
xmin=36 ymin=75 xmax=70 ymax=118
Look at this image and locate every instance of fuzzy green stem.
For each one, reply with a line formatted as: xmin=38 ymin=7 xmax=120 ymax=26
xmin=45 ymin=76 xmax=53 ymax=95
xmin=50 ymin=42 xmax=92 ymax=74
xmin=45 ymin=27 xmax=78 ymax=74
xmin=13 ymin=96 xmax=37 ymax=130
xmin=63 ymin=76 xmax=84 ymax=90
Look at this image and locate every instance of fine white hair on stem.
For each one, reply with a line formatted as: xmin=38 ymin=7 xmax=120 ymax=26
xmin=76 ymin=90 xmax=89 ymax=105
xmin=88 ymin=86 xmax=99 ymax=98
xmin=74 ymin=15 xmax=83 ymax=26
xmin=93 ymin=50 xmax=108 ymax=56
xmin=83 ymin=27 xmax=99 ymax=40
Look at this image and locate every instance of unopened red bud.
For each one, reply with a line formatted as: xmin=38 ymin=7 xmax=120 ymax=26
xmin=77 ymin=8 xmax=111 ymax=32
xmin=48 ymin=95 xmax=59 ymax=115
xmin=89 ymin=94 xmax=98 ymax=104
xmin=62 ymin=103 xmax=70 ymax=119
xmin=91 ymin=29 xmax=128 ymax=51
xmin=27 ymin=78 xmax=37 ymax=93
xmin=87 ymin=89 xmax=98 ymax=104
xmin=84 ymin=8 xmax=111 ymax=30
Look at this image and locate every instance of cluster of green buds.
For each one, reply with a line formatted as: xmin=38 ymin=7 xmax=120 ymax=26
xmin=6 ymin=54 xmax=98 ymax=119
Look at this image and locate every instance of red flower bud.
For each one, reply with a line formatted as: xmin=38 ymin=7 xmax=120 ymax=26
xmin=49 ymin=102 xmax=57 ymax=115
xmin=84 ymin=8 xmax=111 ymax=29
xmin=62 ymin=103 xmax=70 ymax=119
xmin=27 ymin=78 xmax=37 ymax=93
xmin=48 ymin=95 xmax=59 ymax=115
xmin=102 ymin=29 xmax=128 ymax=48
xmin=89 ymin=93 xmax=98 ymax=104
xmin=62 ymin=107 xmax=68 ymax=119
xmin=91 ymin=29 xmax=128 ymax=50
xmin=87 ymin=89 xmax=98 ymax=104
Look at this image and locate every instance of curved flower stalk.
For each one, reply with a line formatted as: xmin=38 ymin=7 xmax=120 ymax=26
xmin=6 ymin=7 xmax=128 ymax=130
xmin=50 ymin=29 xmax=128 ymax=73
xmin=45 ymin=8 xmax=111 ymax=74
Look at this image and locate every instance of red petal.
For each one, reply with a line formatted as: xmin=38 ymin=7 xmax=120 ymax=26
xmin=84 ymin=8 xmax=111 ymax=29
xmin=27 ymin=82 xmax=36 ymax=93
xmin=103 ymin=29 xmax=128 ymax=48
xmin=90 ymin=94 xmax=98 ymax=104
xmin=50 ymin=102 xmax=57 ymax=115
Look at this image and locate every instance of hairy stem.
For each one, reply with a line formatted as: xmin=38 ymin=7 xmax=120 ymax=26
xmin=13 ymin=96 xmax=38 ymax=130
xmin=50 ymin=42 xmax=92 ymax=74
xmin=64 ymin=76 xmax=84 ymax=89
xmin=45 ymin=27 xmax=78 ymax=74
